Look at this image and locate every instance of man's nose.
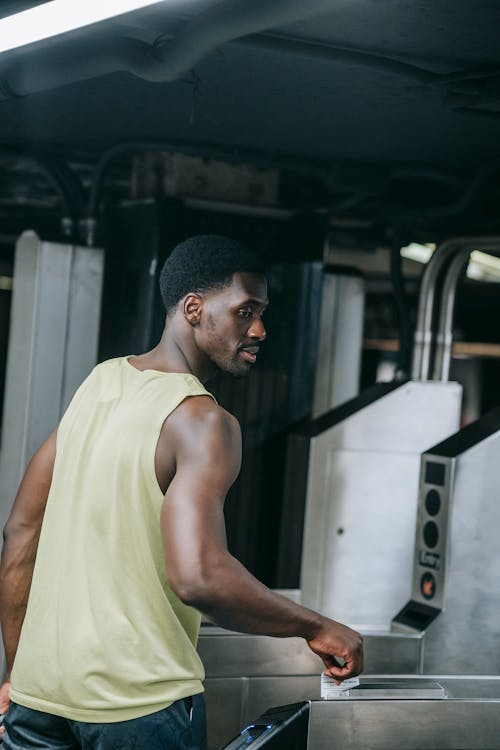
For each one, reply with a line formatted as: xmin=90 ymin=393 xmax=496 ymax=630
xmin=248 ymin=316 xmax=266 ymax=341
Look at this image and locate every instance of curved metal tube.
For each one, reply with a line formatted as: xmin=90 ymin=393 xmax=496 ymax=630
xmin=411 ymin=236 xmax=500 ymax=381
xmin=432 ymin=249 xmax=470 ymax=383
xmin=432 ymin=238 xmax=500 ymax=382
xmin=411 ymin=237 xmax=465 ymax=381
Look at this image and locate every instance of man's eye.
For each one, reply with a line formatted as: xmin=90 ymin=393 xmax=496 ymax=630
xmin=237 ymin=309 xmax=252 ymax=319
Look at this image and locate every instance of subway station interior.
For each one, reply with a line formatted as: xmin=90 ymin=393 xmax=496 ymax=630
xmin=1 ymin=1 xmax=500 ymax=748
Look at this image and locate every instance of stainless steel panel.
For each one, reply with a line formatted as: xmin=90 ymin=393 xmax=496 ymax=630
xmin=331 ymin=678 xmax=446 ymax=699
xmin=198 ymin=628 xmax=422 ymax=677
xmin=199 ymin=632 xmax=323 ymax=677
xmin=0 ymin=232 xmax=70 ymax=515
xmin=422 ymin=430 xmax=500 ymax=673
xmin=204 ymin=678 xmax=246 ymax=750
xmin=439 ymin=676 xmax=500 ymax=699
xmin=0 ymin=232 xmax=104 ymax=532
xmin=61 ymin=246 xmax=104 ymax=411
xmin=210 ymin=676 xmax=500 ymax=750
xmin=312 ymin=272 xmax=364 ymax=418
xmin=363 ymin=632 xmax=423 ymax=674
xmin=199 ymin=629 xmax=424 ymax=748
xmin=308 ymin=697 xmax=500 ymax=749
xmin=301 ymin=381 xmax=462 ymax=630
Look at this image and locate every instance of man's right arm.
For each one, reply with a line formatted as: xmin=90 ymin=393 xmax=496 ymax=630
xmin=160 ymin=397 xmax=363 ymax=682
xmin=0 ymin=430 xmax=57 ymax=677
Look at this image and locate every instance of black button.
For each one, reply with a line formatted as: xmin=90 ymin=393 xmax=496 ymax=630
xmin=421 ymin=572 xmax=436 ymax=600
xmin=425 ymin=489 xmax=441 ymax=516
xmin=423 ymin=521 xmax=439 ymax=548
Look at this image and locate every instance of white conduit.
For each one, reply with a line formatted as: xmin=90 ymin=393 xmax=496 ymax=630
xmin=133 ymin=0 xmax=363 ymax=82
xmin=2 ymin=0 xmax=369 ymax=96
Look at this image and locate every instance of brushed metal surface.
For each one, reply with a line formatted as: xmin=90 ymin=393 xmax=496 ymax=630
xmin=422 ymin=430 xmax=500 ymax=673
xmin=209 ymin=676 xmax=500 ymax=750
xmin=0 ymin=232 xmax=104 ymax=532
xmin=204 ymin=677 xmax=246 ymax=750
xmin=200 ymin=629 xmax=423 ymax=748
xmin=308 ymin=697 xmax=500 ymax=749
xmin=411 ymin=455 xmax=454 ymax=611
xmin=301 ymin=380 xmax=462 ymax=630
xmin=198 ymin=628 xmax=422 ymax=677
xmin=312 ymin=272 xmax=364 ymax=418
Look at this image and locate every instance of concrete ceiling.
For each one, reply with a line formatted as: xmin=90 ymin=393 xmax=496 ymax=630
xmin=0 ymin=0 xmax=499 ymax=238
xmin=0 ymin=0 xmax=498 ymax=164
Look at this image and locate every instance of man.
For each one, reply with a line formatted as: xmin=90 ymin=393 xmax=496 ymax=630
xmin=0 ymin=235 xmax=363 ymax=749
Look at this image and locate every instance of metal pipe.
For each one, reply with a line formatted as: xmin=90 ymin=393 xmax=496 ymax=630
xmin=432 ymin=249 xmax=470 ymax=383
xmin=411 ymin=236 xmax=500 ymax=381
xmin=237 ymin=33 xmax=436 ymax=84
xmin=85 ymin=138 xmax=330 ymax=246
xmin=0 ymin=148 xmax=79 ymax=239
xmin=411 ymin=237 xmax=465 ymax=381
xmin=432 ymin=238 xmax=500 ymax=382
xmin=139 ymin=0 xmax=360 ymax=83
xmin=0 ymin=0 xmax=370 ymax=97
xmin=31 ymin=153 xmax=84 ymax=239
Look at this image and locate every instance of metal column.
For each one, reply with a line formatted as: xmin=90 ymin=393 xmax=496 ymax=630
xmin=0 ymin=231 xmax=104 ymax=531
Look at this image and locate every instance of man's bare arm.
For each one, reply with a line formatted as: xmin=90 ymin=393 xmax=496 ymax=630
xmin=160 ymin=399 xmax=363 ymax=681
xmin=0 ymin=430 xmax=57 ymax=676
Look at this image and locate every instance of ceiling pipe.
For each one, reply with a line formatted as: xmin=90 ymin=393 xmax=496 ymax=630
xmin=0 ymin=0 xmax=432 ymax=100
xmin=84 ymin=137 xmax=335 ymax=246
xmin=419 ymin=160 xmax=500 ymax=219
xmin=136 ymin=0 xmax=362 ymax=83
xmin=0 ymin=148 xmax=80 ymax=239
xmin=237 ymin=33 xmax=436 ymax=84
xmin=0 ymin=37 xmax=152 ymax=99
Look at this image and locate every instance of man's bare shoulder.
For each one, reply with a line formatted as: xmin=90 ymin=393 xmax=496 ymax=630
xmin=164 ymin=394 xmax=241 ymax=448
xmin=155 ymin=395 xmax=241 ymax=493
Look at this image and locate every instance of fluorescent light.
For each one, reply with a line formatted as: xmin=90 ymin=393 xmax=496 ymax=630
xmin=400 ymin=242 xmax=500 ymax=282
xmin=400 ymin=242 xmax=436 ymax=264
xmin=0 ymin=0 xmax=168 ymax=54
xmin=467 ymin=250 xmax=500 ymax=283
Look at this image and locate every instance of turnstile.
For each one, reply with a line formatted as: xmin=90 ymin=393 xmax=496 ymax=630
xmin=220 ymin=678 xmax=500 ymax=750
xmin=393 ymin=405 xmax=500 ymax=674
xmin=296 ymin=379 xmax=462 ymax=630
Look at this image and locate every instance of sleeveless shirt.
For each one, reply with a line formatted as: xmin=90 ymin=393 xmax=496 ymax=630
xmin=10 ymin=357 xmax=214 ymax=722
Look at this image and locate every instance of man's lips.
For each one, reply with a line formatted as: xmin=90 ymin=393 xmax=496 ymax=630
xmin=239 ymin=346 xmax=259 ymax=364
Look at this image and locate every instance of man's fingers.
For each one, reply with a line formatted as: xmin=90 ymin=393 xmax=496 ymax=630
xmin=323 ymin=654 xmax=363 ymax=681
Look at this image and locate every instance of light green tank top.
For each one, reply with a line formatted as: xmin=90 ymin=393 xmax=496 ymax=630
xmin=10 ymin=357 xmax=214 ymax=722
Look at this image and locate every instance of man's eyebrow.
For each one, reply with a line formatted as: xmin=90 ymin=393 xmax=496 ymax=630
xmin=241 ymin=298 xmax=268 ymax=308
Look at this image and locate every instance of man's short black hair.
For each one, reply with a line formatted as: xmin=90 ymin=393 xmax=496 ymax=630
xmin=159 ymin=234 xmax=265 ymax=313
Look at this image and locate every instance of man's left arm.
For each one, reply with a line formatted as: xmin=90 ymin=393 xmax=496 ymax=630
xmin=0 ymin=430 xmax=57 ymax=682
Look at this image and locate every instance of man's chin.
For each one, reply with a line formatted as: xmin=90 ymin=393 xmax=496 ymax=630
xmin=222 ymin=361 xmax=252 ymax=378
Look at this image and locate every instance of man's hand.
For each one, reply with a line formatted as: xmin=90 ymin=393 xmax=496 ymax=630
xmin=307 ymin=618 xmax=364 ymax=682
xmin=0 ymin=678 xmax=10 ymax=741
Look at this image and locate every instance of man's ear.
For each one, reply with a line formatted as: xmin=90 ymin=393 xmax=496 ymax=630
xmin=183 ymin=293 xmax=203 ymax=326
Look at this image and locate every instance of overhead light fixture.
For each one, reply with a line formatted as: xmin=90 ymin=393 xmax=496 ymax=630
xmin=467 ymin=250 xmax=500 ymax=283
xmin=401 ymin=242 xmax=500 ymax=283
xmin=400 ymin=242 xmax=435 ymax=264
xmin=0 ymin=0 xmax=167 ymax=54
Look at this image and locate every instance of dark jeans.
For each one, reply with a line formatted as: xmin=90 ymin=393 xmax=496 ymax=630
xmin=3 ymin=695 xmax=207 ymax=750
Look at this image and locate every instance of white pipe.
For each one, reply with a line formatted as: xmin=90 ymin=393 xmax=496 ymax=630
xmin=1 ymin=0 xmax=369 ymax=96
xmin=133 ymin=0 xmax=369 ymax=83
